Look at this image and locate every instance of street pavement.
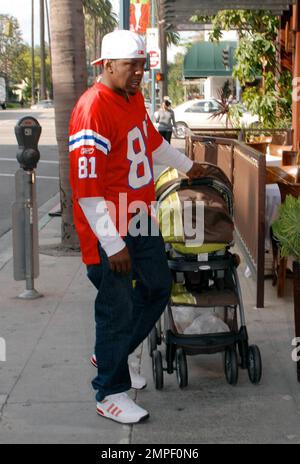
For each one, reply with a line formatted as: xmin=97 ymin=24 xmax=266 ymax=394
xmin=0 ymin=135 xmax=300 ymax=443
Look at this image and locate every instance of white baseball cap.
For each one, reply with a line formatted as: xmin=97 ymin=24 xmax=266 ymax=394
xmin=91 ymin=30 xmax=146 ymax=66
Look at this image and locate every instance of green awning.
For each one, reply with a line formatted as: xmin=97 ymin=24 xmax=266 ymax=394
xmin=183 ymin=41 xmax=236 ymax=78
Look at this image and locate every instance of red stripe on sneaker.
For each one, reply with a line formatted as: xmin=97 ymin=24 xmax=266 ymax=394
xmin=107 ymin=403 xmax=115 ymax=413
xmin=111 ymin=406 xmax=119 ymax=415
xmin=96 ymin=407 xmax=105 ymax=416
xmin=115 ymin=409 xmax=122 ymax=417
xmin=91 ymin=356 xmax=98 ymax=367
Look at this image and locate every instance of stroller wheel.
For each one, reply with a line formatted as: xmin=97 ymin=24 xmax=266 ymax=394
xmin=224 ymin=346 xmax=238 ymax=385
xmin=152 ymin=350 xmax=164 ymax=390
xmin=148 ymin=326 xmax=157 ymax=357
xmin=175 ymin=348 xmax=188 ymax=389
xmin=232 ymin=253 xmax=241 ymax=268
xmin=247 ymin=345 xmax=262 ymax=384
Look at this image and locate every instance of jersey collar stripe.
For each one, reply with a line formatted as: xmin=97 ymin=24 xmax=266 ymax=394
xmin=69 ymin=137 xmax=109 ymax=155
xmin=69 ymin=129 xmax=111 ymax=151
xmin=69 ymin=134 xmax=108 ymax=149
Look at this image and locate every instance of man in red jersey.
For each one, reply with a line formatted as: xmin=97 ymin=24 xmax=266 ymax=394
xmin=69 ymin=30 xmax=203 ymax=424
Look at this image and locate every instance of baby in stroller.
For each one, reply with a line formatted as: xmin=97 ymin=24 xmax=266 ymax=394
xmin=148 ymin=163 xmax=262 ymax=388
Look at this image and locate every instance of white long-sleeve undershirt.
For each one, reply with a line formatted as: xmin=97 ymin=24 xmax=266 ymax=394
xmin=79 ymin=197 xmax=126 ymax=257
xmin=79 ymin=139 xmax=193 ymax=257
xmin=152 ymin=138 xmax=193 ymax=173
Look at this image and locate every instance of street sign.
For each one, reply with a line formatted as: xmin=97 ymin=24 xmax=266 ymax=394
xmin=150 ymin=51 xmax=160 ymax=69
xmin=146 ymin=28 xmax=159 ymax=51
xmin=146 ymin=27 xmax=161 ymax=70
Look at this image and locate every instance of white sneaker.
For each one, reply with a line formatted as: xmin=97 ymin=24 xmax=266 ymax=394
xmin=96 ymin=392 xmax=149 ymax=424
xmin=129 ymin=365 xmax=147 ymax=390
xmin=90 ymin=354 xmax=147 ymax=390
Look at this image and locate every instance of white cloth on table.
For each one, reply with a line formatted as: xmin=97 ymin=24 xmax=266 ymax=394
xmin=265 ymin=183 xmax=294 ymax=271
xmin=265 ymin=183 xmax=281 ymax=250
xmin=245 ymin=183 xmax=281 ymax=279
xmin=266 ymin=153 xmax=282 ymax=166
xmin=265 ymin=148 xmax=283 ymax=248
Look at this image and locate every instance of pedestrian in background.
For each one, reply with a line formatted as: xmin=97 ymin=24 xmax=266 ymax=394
xmin=156 ymin=97 xmax=176 ymax=144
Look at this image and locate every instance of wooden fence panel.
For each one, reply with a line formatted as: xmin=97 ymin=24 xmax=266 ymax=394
xmin=189 ymin=134 xmax=266 ymax=307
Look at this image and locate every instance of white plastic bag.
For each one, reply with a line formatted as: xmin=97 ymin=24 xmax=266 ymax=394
xmin=172 ymin=306 xmax=199 ymax=332
xmin=244 ymin=266 xmax=252 ymax=278
xmin=184 ymin=313 xmax=229 ymax=335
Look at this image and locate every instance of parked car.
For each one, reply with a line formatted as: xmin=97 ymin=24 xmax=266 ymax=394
xmin=173 ymin=99 xmax=226 ymax=138
xmin=237 ymin=106 xmax=259 ymax=128
xmin=31 ymin=99 xmax=54 ymax=109
xmin=173 ymin=99 xmax=258 ymax=138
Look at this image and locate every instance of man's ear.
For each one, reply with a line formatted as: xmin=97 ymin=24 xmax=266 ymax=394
xmin=103 ymin=59 xmax=114 ymax=73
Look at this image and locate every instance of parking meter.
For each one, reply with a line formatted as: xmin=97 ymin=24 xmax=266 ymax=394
xmin=13 ymin=116 xmax=42 ymax=299
xmin=15 ymin=116 xmax=41 ymax=170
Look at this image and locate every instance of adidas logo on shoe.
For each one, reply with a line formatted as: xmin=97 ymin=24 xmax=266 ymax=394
xmin=96 ymin=392 xmax=149 ymax=424
xmin=90 ymin=354 xmax=147 ymax=390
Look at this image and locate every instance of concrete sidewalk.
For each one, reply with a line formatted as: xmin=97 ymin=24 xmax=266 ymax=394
xmin=1 ymin=165 xmax=300 ymax=443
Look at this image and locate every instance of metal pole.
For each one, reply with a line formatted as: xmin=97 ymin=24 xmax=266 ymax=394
xmin=31 ymin=0 xmax=35 ymax=105
xmin=151 ymin=0 xmax=156 ymax=120
xmin=24 ymin=172 xmax=36 ymax=294
xmin=160 ymin=22 xmax=167 ymax=98
xmin=40 ymin=0 xmax=46 ymax=100
xmin=14 ymin=169 xmax=42 ymax=300
xmin=119 ymin=0 xmax=130 ymax=29
xmin=45 ymin=0 xmax=53 ymax=100
xmin=157 ymin=0 xmax=167 ymax=99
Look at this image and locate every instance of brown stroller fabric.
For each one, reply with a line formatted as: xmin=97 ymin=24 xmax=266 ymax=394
xmin=155 ymin=163 xmax=234 ymax=245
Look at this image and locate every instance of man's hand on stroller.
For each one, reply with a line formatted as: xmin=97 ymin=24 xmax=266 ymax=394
xmin=186 ymin=162 xmax=205 ymax=183
xmin=108 ymin=246 xmax=132 ymax=275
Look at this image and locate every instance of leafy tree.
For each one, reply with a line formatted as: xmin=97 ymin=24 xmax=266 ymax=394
xmin=83 ymin=0 xmax=117 ymax=81
xmin=168 ymin=53 xmax=185 ymax=106
xmin=192 ymin=10 xmax=292 ymax=128
xmin=0 ymin=15 xmax=25 ymax=88
xmin=166 ymin=31 xmax=180 ymax=47
xmin=18 ymin=45 xmax=52 ymax=102
xmin=0 ymin=15 xmax=52 ymax=101
xmin=195 ymin=10 xmax=278 ymax=42
xmin=83 ymin=0 xmax=114 ymax=18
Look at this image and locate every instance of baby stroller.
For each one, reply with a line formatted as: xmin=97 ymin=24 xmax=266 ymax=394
xmin=148 ymin=163 xmax=262 ymax=389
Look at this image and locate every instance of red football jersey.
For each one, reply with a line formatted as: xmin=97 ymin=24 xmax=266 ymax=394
xmin=69 ymin=82 xmax=163 ymax=264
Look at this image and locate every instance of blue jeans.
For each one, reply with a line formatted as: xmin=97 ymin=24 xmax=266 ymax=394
xmin=87 ymin=215 xmax=172 ymax=401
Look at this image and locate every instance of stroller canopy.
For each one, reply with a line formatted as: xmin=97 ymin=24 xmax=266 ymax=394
xmin=155 ymin=163 xmax=234 ymax=247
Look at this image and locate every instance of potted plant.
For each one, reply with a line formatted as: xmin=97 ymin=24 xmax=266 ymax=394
xmin=209 ymin=80 xmax=233 ymax=128
xmin=272 ymin=194 xmax=300 ymax=381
